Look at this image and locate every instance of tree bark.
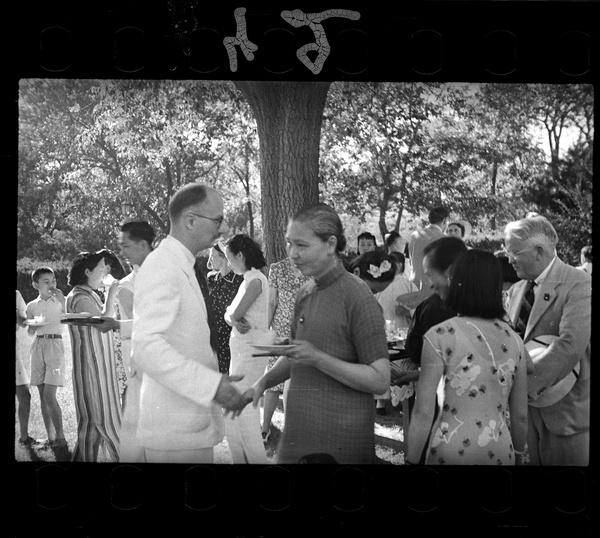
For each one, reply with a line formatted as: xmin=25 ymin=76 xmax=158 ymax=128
xmin=234 ymin=81 xmax=332 ymax=264
xmin=490 ymin=161 xmax=498 ymax=231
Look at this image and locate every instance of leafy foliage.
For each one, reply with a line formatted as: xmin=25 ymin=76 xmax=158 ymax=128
xmin=18 ymin=80 xmax=592 ymax=267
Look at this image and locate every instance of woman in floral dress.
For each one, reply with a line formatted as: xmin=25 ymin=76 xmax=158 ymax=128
xmin=406 ymin=250 xmax=529 ymax=465
xmin=206 ymin=243 xmax=244 ymax=374
xmin=262 ymin=256 xmax=311 ymax=441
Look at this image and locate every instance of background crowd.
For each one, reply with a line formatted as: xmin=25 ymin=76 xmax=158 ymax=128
xmin=16 ymin=188 xmax=591 ymax=466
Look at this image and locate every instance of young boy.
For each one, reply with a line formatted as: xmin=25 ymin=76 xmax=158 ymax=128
xmin=26 ymin=267 xmax=67 ymax=449
xmin=16 ymin=290 xmax=37 ymax=446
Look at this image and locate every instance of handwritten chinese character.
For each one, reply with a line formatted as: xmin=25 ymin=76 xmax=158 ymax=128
xmin=223 ymin=7 xmax=258 ymax=72
xmin=281 ymin=9 xmax=361 ymax=75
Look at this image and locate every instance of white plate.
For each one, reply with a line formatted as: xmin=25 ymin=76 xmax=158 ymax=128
xmin=25 ymin=319 xmax=50 ymax=327
xmin=250 ymin=344 xmax=297 ymax=353
xmin=61 ymin=313 xmax=93 ymax=320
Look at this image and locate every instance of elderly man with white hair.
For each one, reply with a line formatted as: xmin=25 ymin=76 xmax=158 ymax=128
xmin=504 ymin=215 xmax=590 ymax=466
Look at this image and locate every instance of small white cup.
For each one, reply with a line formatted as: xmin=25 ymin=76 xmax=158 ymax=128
xmin=101 ymin=274 xmax=117 ymax=287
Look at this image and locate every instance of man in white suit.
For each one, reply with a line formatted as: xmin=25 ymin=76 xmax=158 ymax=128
xmin=505 ymin=216 xmax=591 ymax=466
xmin=132 ymin=183 xmax=245 ymax=464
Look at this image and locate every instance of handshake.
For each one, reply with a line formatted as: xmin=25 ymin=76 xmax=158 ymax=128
xmin=213 ymin=374 xmax=262 ymax=418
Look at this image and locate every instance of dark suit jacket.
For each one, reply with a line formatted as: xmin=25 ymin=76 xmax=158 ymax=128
xmin=507 ymin=257 xmax=591 ymax=436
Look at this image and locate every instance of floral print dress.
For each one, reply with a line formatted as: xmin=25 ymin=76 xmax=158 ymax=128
xmin=422 ymin=316 xmax=526 ymax=465
xmin=207 ymin=270 xmax=244 ymax=374
xmin=266 ymin=258 xmax=311 ymax=391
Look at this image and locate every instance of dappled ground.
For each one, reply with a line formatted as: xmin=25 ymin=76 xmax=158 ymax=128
xmin=15 ymin=330 xmax=406 ymax=464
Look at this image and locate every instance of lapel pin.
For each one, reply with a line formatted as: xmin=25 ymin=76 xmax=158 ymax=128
xmin=544 ymin=293 xmax=550 ymax=301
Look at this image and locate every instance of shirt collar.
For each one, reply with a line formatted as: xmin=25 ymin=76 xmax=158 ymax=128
xmin=533 ymin=254 xmax=557 ymax=286
xmin=37 ymin=294 xmax=59 ymax=304
xmin=165 ymin=234 xmax=196 ymax=268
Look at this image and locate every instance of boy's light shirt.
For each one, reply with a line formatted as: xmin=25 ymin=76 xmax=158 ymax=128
xmin=26 ymin=294 xmax=65 ymax=335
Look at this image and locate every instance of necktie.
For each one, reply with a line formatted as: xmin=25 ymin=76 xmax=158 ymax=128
xmin=195 ymin=264 xmax=220 ymax=353
xmin=515 ymin=281 xmax=536 ymax=338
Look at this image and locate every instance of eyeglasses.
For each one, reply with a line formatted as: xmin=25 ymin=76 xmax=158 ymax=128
xmin=188 ymin=212 xmax=224 ymax=227
xmin=506 ymin=246 xmax=535 ymax=260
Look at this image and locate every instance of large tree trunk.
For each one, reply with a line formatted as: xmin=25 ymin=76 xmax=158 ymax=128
xmin=234 ymin=81 xmax=331 ymax=264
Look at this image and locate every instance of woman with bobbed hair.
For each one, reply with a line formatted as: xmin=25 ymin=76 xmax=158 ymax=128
xmin=66 ymin=251 xmax=122 ymax=462
xmin=406 ymin=249 xmax=528 ymax=465
xmin=244 ymin=203 xmax=390 ymax=464
xmin=206 ymin=242 xmax=244 ymax=374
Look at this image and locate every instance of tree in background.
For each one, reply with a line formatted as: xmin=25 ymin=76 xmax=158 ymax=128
xmin=321 ymin=81 xmax=454 ymax=243
xmin=18 ymin=81 xmax=592 ymax=267
xmin=518 ymin=84 xmax=593 ymax=264
xmin=235 ymin=81 xmax=331 ymax=264
xmin=18 ymin=79 xmax=262 ymax=259
xmin=18 ymin=79 xmax=111 ymax=259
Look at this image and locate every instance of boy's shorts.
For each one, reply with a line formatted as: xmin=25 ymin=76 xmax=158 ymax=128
xmin=30 ymin=336 xmax=65 ymax=387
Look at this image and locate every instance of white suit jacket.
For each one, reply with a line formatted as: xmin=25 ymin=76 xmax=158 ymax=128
xmin=132 ymin=235 xmax=224 ymax=451
xmin=408 ymin=224 xmax=445 ymax=289
xmin=507 ymin=257 xmax=591 ymax=436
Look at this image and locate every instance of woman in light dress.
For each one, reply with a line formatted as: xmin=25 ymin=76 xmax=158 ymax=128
xmin=223 ymin=234 xmax=274 ymax=464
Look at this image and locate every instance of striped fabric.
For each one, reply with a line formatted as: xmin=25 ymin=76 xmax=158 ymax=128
xmin=515 ymin=281 xmax=536 ymax=338
xmin=66 ymin=285 xmax=122 ymax=462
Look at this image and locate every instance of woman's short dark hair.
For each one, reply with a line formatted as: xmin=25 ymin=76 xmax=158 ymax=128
xmin=422 ymin=236 xmax=468 ymax=273
xmin=68 ymin=251 xmax=104 ymax=287
xmin=97 ymin=248 xmax=128 ymax=279
xmin=445 ymin=249 xmax=505 ymax=319
xmin=357 ymin=231 xmax=377 ymax=245
xmin=389 ymin=251 xmax=406 ymax=273
xmin=292 ymin=202 xmax=347 ymax=254
xmin=350 ymin=251 xmax=396 ymax=283
xmin=385 ymin=231 xmax=401 ymax=248
xmin=225 ymin=234 xmax=267 ymax=270
xmin=447 ymin=221 xmax=465 ymax=237
xmin=496 ymin=254 xmax=519 ymax=284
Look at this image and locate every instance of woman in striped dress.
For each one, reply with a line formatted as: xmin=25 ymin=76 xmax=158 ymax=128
xmin=66 ymin=251 xmax=122 ymax=462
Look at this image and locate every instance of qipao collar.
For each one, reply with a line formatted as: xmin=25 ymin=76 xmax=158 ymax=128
xmin=314 ymin=262 xmax=346 ymax=290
